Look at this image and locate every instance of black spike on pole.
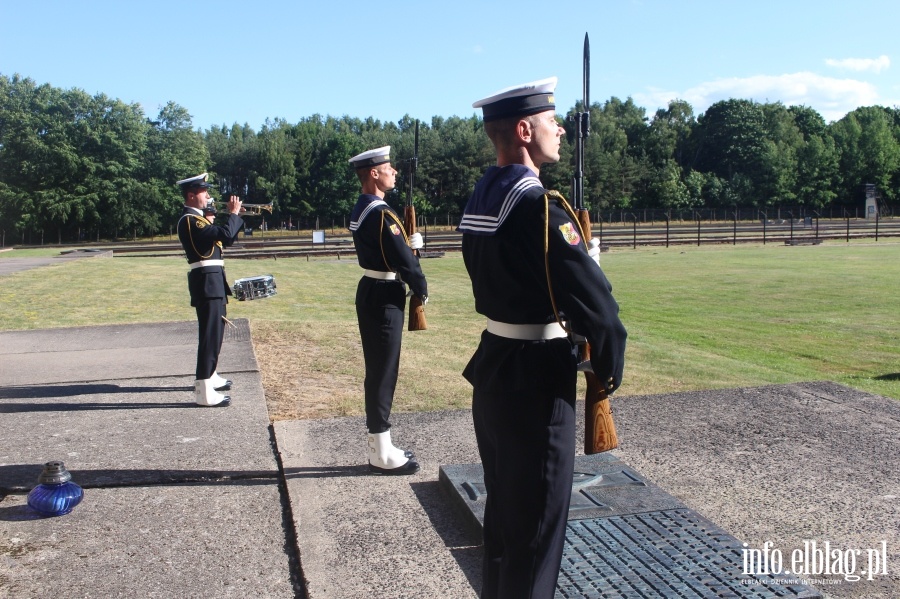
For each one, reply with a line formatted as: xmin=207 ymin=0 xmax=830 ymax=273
xmin=571 ymin=32 xmax=590 ymax=211
xmin=583 ymin=32 xmax=590 ymax=137
xmin=408 ymin=120 xmax=419 ymax=208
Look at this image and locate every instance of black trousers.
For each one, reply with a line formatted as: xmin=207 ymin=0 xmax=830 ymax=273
xmin=465 ymin=332 xmax=578 ymax=599
xmin=356 ymin=277 xmax=406 ymax=434
xmin=195 ymin=298 xmax=226 ymax=380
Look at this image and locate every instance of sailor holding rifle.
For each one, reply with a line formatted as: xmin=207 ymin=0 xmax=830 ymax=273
xmin=459 ymin=78 xmax=627 ymax=598
xmin=349 ymin=147 xmax=428 ymax=475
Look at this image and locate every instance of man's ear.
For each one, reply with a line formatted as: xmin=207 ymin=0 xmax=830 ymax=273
xmin=516 ymin=118 xmax=533 ymax=143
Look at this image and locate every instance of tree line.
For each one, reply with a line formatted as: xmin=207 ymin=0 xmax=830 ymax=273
xmin=1 ymin=73 xmax=899 ymax=244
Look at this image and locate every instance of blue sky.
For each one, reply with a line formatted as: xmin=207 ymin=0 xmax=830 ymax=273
xmin=2 ymin=0 xmax=898 ymax=130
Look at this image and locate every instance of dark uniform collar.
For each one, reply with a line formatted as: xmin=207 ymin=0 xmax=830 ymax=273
xmin=350 ymin=194 xmax=387 ymax=227
xmin=458 ymin=165 xmax=543 ymax=236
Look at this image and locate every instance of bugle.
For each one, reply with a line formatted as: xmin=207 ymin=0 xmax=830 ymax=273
xmin=240 ymin=203 xmax=274 ymax=215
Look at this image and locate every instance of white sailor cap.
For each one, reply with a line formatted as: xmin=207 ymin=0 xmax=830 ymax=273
xmin=348 ymin=146 xmax=391 ymax=169
xmin=473 ymin=76 xmax=558 ymax=122
xmin=176 ymin=172 xmax=213 ymax=190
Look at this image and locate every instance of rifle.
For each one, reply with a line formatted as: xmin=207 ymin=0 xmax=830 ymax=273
xmin=571 ymin=33 xmax=618 ymax=454
xmin=403 ymin=120 xmax=427 ymax=331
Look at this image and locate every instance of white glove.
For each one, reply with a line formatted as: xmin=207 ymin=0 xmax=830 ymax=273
xmin=409 ymin=232 xmax=424 ymax=250
xmin=587 ymin=238 xmax=601 ymax=267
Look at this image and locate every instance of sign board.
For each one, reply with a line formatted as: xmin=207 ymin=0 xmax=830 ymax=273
xmin=312 ymin=230 xmax=325 ymax=244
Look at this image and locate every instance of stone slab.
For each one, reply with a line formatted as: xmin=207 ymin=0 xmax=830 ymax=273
xmin=0 ymin=483 xmax=294 ymax=599
xmin=0 ymin=320 xmax=257 ymax=385
xmin=612 ymin=381 xmax=900 ymax=599
xmin=276 ymin=381 xmax=900 ymax=599
xmin=439 ymin=454 xmax=682 ymax=537
xmin=0 ymin=319 xmax=298 ymax=598
xmin=275 ymin=411 xmax=485 ymax=599
xmin=440 ymin=456 xmax=821 ymax=598
xmin=0 ymin=372 xmax=277 ymax=492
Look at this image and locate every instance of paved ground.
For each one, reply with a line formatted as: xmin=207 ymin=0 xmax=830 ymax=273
xmin=1 ymin=318 xmax=899 ymax=598
xmin=0 ymin=320 xmax=298 ymax=598
xmin=0 ymin=249 xmax=112 ymax=277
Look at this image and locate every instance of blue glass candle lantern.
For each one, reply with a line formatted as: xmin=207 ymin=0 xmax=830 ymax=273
xmin=27 ymin=461 xmax=84 ymax=516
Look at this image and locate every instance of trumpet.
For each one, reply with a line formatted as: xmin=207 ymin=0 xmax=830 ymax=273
xmin=239 ymin=203 xmax=274 ymax=215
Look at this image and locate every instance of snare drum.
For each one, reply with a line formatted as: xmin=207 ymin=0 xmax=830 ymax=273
xmin=232 ymin=275 xmax=277 ymax=301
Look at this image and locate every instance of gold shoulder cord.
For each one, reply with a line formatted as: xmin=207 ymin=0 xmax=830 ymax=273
xmin=379 ymin=210 xmax=409 ymax=272
xmin=186 ymin=214 xmax=221 ymax=260
xmin=543 ymin=190 xmax=589 ymax=332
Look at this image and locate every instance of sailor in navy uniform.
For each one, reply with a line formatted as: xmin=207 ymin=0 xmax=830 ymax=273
xmin=459 ymin=78 xmax=627 ymax=598
xmin=349 ymin=146 xmax=428 ymax=475
xmin=176 ymin=173 xmax=245 ymax=407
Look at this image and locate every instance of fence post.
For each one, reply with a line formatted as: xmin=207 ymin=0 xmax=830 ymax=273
xmin=695 ymin=211 xmax=701 ymax=246
xmin=630 ymin=213 xmax=637 ymax=249
xmin=732 ymin=209 xmax=737 ymax=245
xmin=665 ymin=211 xmax=670 ymax=248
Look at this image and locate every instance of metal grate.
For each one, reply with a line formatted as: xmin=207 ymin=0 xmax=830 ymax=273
xmin=558 ymin=510 xmax=820 ymax=598
xmin=439 ymin=457 xmax=821 ymax=599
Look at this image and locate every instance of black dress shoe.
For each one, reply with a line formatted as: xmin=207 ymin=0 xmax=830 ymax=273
xmin=368 ymin=458 xmax=420 ymax=476
xmin=197 ymin=396 xmax=231 ymax=407
xmin=403 ymin=450 xmax=415 ymax=458
xmin=214 ymin=380 xmax=233 ymax=391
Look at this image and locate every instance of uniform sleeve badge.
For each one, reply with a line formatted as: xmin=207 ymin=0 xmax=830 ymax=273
xmin=558 ymin=222 xmax=581 ymax=245
xmin=193 ymin=217 xmax=208 ymax=229
xmin=389 ymin=224 xmax=401 ymax=236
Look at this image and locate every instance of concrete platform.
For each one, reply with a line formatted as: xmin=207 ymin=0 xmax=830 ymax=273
xmin=2 ymin=318 xmax=899 ymax=598
xmin=0 ymin=320 xmax=298 ymax=598
xmin=277 ymin=381 xmax=900 ymax=599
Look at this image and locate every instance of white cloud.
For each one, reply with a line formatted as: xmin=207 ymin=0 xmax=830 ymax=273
xmin=633 ymin=72 xmax=884 ymax=122
xmin=825 ymin=55 xmax=890 ymax=73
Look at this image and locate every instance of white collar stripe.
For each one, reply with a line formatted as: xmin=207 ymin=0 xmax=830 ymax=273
xmin=459 ymin=177 xmax=541 ymax=233
xmin=349 ymin=199 xmax=388 ymax=231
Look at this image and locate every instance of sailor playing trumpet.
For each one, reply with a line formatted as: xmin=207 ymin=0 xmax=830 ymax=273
xmin=176 ymin=173 xmax=245 ymax=407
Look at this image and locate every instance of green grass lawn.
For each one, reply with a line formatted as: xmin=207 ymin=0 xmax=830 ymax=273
xmin=1 ymin=241 xmax=898 ymax=419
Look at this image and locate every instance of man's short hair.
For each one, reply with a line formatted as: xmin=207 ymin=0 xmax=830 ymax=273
xmin=484 ymin=113 xmax=542 ymax=152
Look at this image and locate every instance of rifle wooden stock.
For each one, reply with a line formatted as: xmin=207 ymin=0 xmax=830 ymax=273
xmin=577 ymin=209 xmax=618 ymax=454
xmin=404 ymin=204 xmax=427 ymax=331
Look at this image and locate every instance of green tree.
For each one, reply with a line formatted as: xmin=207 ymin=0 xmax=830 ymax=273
xmin=142 ymin=102 xmax=207 ymax=237
xmin=830 ymin=106 xmax=900 ymax=204
xmin=693 ymin=99 xmax=768 ymax=205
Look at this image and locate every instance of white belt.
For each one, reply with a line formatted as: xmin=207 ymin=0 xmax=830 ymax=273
xmin=189 ymin=259 xmax=224 ymax=270
xmin=364 ymin=269 xmax=397 ymax=280
xmin=486 ymin=319 xmax=567 ymax=340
